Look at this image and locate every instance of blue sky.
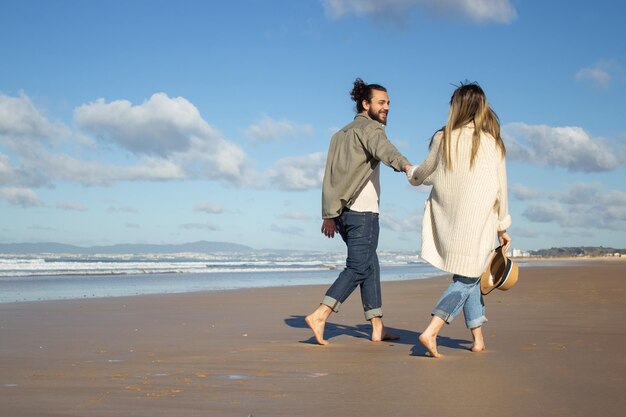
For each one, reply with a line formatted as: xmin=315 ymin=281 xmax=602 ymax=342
xmin=1 ymin=0 xmax=625 ymax=252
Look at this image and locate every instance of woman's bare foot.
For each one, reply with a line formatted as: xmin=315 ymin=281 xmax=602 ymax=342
xmin=419 ymin=333 xmax=443 ymax=358
xmin=418 ymin=316 xmax=446 ymax=358
xmin=370 ymin=317 xmax=399 ymax=342
xmin=305 ymin=305 xmax=332 ymax=345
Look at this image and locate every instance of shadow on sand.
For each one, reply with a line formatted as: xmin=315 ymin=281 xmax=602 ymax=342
xmin=284 ymin=315 xmax=470 ymax=355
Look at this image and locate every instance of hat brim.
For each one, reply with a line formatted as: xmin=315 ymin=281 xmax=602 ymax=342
xmin=481 ymin=246 xmax=518 ymax=295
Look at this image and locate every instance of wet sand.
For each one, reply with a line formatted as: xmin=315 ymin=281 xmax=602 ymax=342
xmin=0 ymin=262 xmax=624 ymax=416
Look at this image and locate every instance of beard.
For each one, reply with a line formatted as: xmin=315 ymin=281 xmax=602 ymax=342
xmin=368 ymin=108 xmax=387 ymax=125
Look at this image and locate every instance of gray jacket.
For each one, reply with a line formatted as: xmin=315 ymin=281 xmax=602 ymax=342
xmin=322 ymin=114 xmax=410 ymax=219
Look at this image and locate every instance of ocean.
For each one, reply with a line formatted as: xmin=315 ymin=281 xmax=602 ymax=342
xmin=0 ymin=251 xmax=443 ymax=303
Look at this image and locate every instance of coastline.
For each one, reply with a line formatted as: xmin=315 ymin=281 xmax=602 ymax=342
xmin=513 ymin=255 xmax=626 ymax=262
xmin=0 ymin=258 xmax=604 ymax=305
xmin=0 ymin=262 xmax=624 ymax=416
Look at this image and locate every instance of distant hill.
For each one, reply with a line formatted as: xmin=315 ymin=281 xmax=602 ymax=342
xmin=0 ymin=240 xmax=254 ymax=254
xmin=529 ymin=246 xmax=624 ymax=257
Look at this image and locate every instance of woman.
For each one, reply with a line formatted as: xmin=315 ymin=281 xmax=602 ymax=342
xmin=407 ymin=82 xmax=512 ymax=358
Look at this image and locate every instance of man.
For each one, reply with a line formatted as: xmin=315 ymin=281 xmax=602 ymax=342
xmin=305 ymin=78 xmax=412 ymax=345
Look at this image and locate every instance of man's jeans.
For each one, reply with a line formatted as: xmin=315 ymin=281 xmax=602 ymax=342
xmin=432 ymin=275 xmax=487 ymax=329
xmin=322 ymin=209 xmax=382 ymax=320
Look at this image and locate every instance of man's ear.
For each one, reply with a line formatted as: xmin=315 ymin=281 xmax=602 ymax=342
xmin=361 ymin=99 xmax=370 ymax=111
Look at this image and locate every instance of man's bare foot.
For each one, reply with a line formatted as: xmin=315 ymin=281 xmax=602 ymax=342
xmin=470 ymin=344 xmax=486 ymax=352
xmin=470 ymin=326 xmax=485 ymax=353
xmin=370 ymin=318 xmax=400 ymax=342
xmin=305 ymin=305 xmax=331 ymax=345
xmin=371 ymin=327 xmax=400 ymax=342
xmin=419 ymin=333 xmax=443 ymax=358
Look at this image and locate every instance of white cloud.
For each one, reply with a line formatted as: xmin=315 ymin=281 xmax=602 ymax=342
xmin=120 ymin=157 xmax=188 ymax=182
xmin=11 ymin=147 xmax=186 ymax=187
xmin=194 ymin=203 xmax=224 ymax=214
xmin=575 ymin=67 xmax=611 ymax=89
xmin=179 ymin=222 xmax=221 ymax=231
xmin=380 ymin=212 xmax=421 ymax=232
xmin=0 ymin=153 xmax=16 ymax=185
xmin=174 ymin=135 xmax=250 ymax=184
xmin=266 ymin=152 xmax=326 ymax=190
xmin=556 ymin=182 xmax=602 ymax=205
xmin=0 ymin=96 xmax=78 ymax=188
xmin=575 ymin=60 xmax=624 ymax=89
xmin=0 ymin=93 xmax=71 ymax=143
xmin=556 ymin=184 xmax=626 ymax=229
xmin=0 ymin=92 xmax=252 ymax=189
xmin=522 ymin=202 xmax=566 ymax=223
xmin=56 ymin=201 xmax=87 ymax=211
xmin=557 ymin=229 xmax=596 ymax=239
xmin=245 ymin=116 xmax=314 ymax=141
xmin=503 ymin=122 xmax=625 ymax=172
xmin=75 ymin=93 xmax=216 ymax=156
xmin=75 ymin=93 xmax=250 ymax=183
xmin=281 ymin=211 xmax=311 ymax=220
xmin=510 ymin=183 xmax=543 ymax=201
xmin=0 ymin=187 xmax=42 ymax=207
xmin=509 ymin=227 xmax=540 ymax=238
xmin=271 ymin=224 xmax=305 ymax=236
xmin=107 ymin=206 xmax=138 ymax=213
xmin=321 ymin=0 xmax=517 ymax=24
xmin=522 ymin=183 xmax=626 ymax=231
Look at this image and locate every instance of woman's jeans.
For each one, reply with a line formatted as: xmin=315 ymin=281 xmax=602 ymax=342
xmin=432 ymin=275 xmax=487 ymax=329
xmin=322 ymin=209 xmax=382 ymax=321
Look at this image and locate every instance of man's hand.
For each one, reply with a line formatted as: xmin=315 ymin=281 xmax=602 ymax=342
xmin=498 ymin=231 xmax=511 ymax=254
xmin=321 ymin=219 xmax=336 ymax=238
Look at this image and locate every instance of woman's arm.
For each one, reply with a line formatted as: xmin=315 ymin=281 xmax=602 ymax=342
xmin=407 ymin=131 xmax=442 ymax=186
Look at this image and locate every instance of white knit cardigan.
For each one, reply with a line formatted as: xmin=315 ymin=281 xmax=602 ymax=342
xmin=408 ymin=126 xmax=512 ymax=277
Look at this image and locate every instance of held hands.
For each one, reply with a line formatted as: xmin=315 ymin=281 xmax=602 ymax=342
xmin=321 ymin=219 xmax=337 ymax=238
xmin=405 ymin=164 xmax=419 ymax=186
xmin=498 ymin=230 xmax=512 ymax=254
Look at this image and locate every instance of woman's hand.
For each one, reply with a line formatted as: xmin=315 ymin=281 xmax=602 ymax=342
xmin=406 ymin=165 xmax=419 ymax=185
xmin=498 ymin=230 xmax=511 ymax=254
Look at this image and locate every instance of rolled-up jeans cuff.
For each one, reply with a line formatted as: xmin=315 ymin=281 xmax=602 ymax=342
xmin=466 ymin=316 xmax=488 ymax=329
xmin=322 ymin=296 xmax=341 ymax=313
xmin=364 ymin=307 xmax=383 ymax=321
xmin=432 ymin=309 xmax=453 ymax=324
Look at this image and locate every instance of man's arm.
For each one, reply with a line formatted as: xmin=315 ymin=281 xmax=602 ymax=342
xmin=360 ymin=125 xmax=410 ymax=172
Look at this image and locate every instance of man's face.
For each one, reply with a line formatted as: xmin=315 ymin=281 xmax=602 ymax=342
xmin=363 ymin=89 xmax=389 ymax=125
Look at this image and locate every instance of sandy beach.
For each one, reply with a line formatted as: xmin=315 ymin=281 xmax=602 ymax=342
xmin=1 ymin=262 xmax=624 ymax=417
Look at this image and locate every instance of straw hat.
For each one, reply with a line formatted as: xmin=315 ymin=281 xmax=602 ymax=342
xmin=480 ymin=246 xmax=519 ymax=295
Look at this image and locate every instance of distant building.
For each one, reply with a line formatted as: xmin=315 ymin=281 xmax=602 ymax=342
xmin=511 ymin=248 xmax=530 ymax=258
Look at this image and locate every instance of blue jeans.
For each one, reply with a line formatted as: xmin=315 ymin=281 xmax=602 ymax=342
xmin=322 ymin=210 xmax=382 ymax=320
xmin=432 ymin=275 xmax=487 ymax=329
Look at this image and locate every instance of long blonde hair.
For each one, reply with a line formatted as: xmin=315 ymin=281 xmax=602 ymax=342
xmin=433 ymin=83 xmax=505 ymax=170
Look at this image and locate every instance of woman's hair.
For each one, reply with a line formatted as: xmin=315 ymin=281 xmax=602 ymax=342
xmin=434 ymin=82 xmax=505 ymax=170
xmin=350 ymin=78 xmax=387 ymax=113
